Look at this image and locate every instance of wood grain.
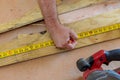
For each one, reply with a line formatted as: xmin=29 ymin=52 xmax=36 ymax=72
xmin=0 ymin=8 xmax=120 ymax=66
xmin=0 ymin=0 xmax=106 ymax=33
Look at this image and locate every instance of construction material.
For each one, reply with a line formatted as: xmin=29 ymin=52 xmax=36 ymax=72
xmin=0 ymin=0 xmax=107 ymax=33
xmin=0 ymin=8 xmax=120 ymax=66
xmin=0 ymin=23 xmax=120 ymax=59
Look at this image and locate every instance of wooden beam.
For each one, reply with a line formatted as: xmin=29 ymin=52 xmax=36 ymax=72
xmin=0 ymin=0 xmax=107 ymax=33
xmin=0 ymin=8 xmax=120 ymax=66
xmin=1 ymin=0 xmax=119 ymax=45
xmin=59 ymin=0 xmax=120 ymax=24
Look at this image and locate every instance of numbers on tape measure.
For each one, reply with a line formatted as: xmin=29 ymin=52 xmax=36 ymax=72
xmin=0 ymin=23 xmax=120 ymax=59
xmin=0 ymin=41 xmax=55 ymax=59
xmin=78 ymin=23 xmax=120 ymax=39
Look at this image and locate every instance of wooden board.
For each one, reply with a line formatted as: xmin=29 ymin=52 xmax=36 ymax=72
xmin=0 ymin=39 xmax=119 ymax=80
xmin=1 ymin=0 xmax=120 ymax=44
xmin=0 ymin=0 xmax=107 ymax=33
xmin=0 ymin=7 xmax=120 ymax=66
xmin=59 ymin=0 xmax=120 ymax=24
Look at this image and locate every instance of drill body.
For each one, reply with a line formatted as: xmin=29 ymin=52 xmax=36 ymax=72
xmin=77 ymin=49 xmax=120 ymax=80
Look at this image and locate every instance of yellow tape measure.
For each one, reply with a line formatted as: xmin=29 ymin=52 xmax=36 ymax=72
xmin=0 ymin=23 xmax=120 ymax=59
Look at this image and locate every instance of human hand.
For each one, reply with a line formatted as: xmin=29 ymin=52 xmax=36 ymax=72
xmin=47 ymin=24 xmax=78 ymax=49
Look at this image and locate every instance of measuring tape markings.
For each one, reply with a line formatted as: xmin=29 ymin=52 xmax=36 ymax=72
xmin=78 ymin=23 xmax=120 ymax=38
xmin=0 ymin=41 xmax=54 ymax=59
xmin=0 ymin=23 xmax=120 ymax=59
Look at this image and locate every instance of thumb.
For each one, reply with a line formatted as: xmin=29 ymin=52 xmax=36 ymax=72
xmin=70 ymin=30 xmax=78 ymax=40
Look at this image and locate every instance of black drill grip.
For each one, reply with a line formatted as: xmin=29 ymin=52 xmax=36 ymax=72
xmin=106 ymin=49 xmax=120 ymax=63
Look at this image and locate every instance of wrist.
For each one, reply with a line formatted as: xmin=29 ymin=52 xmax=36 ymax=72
xmin=45 ymin=20 xmax=60 ymax=27
xmin=44 ymin=15 xmax=61 ymax=27
xmin=45 ymin=21 xmax=62 ymax=31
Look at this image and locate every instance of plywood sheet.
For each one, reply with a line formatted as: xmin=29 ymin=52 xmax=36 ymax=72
xmin=0 ymin=8 xmax=120 ymax=66
xmin=0 ymin=39 xmax=119 ymax=80
xmin=0 ymin=0 xmax=106 ymax=33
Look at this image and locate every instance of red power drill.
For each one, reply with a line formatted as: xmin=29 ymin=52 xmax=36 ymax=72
xmin=77 ymin=49 xmax=120 ymax=80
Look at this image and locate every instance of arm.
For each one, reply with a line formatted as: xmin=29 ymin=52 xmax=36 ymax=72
xmin=38 ymin=0 xmax=78 ymax=49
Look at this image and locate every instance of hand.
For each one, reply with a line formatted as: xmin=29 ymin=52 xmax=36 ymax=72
xmin=47 ymin=24 xmax=78 ymax=49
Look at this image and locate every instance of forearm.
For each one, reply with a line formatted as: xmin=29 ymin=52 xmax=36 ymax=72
xmin=38 ymin=0 xmax=60 ymax=29
xmin=38 ymin=0 xmax=77 ymax=49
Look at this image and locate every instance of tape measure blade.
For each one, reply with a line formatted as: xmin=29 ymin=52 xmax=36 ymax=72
xmin=0 ymin=23 xmax=120 ymax=59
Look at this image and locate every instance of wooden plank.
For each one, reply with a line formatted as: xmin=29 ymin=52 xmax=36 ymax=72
xmin=1 ymin=0 xmax=119 ymax=45
xmin=59 ymin=0 xmax=120 ymax=24
xmin=0 ymin=39 xmax=119 ymax=80
xmin=0 ymin=0 xmax=107 ymax=33
xmin=0 ymin=8 xmax=120 ymax=66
